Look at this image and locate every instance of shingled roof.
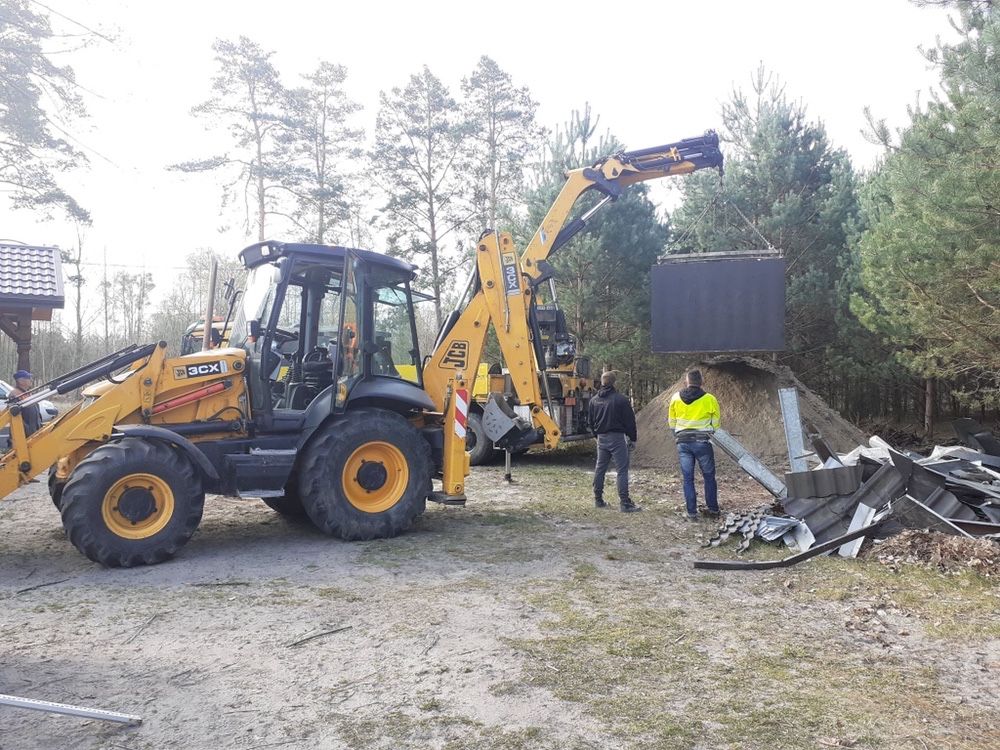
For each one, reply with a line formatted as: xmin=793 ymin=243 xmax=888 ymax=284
xmin=0 ymin=243 xmax=64 ymax=309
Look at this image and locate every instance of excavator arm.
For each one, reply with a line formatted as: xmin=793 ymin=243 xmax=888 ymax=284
xmin=522 ymin=131 xmax=723 ymax=279
xmin=426 ymin=132 xmax=723 ymax=498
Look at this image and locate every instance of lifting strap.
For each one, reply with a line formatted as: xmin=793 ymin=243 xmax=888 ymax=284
xmin=664 ymin=193 xmax=779 ymax=258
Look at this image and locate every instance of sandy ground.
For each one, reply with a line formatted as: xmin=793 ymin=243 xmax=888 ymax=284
xmin=2 ymin=449 xmax=999 ymax=750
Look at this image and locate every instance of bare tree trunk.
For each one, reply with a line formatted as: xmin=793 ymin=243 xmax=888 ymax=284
xmin=427 ymin=120 xmax=442 ymax=330
xmin=102 ymin=247 xmax=110 ymax=348
xmin=924 ymin=377 xmax=935 ymax=438
xmin=71 ymin=227 xmax=85 ymax=364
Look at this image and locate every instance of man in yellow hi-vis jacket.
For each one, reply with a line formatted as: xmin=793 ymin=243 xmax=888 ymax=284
xmin=668 ymin=369 xmax=721 ymax=521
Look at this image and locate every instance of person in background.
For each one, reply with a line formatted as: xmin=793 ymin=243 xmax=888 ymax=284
xmin=588 ymin=370 xmax=642 ymax=513
xmin=10 ymin=369 xmax=42 ymax=437
xmin=668 ymin=368 xmax=720 ymax=521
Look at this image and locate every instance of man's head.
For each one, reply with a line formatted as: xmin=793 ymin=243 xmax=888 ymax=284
xmin=13 ymin=370 xmax=32 ymax=389
xmin=601 ymin=370 xmax=617 ymax=388
xmin=685 ymin=369 xmax=703 ymax=388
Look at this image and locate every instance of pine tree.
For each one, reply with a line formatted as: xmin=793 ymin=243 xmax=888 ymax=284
xmin=173 ymin=37 xmax=292 ymax=240
xmin=854 ymin=1 xmax=1000 ymax=410
xmin=670 ymin=68 xmax=872 ymax=412
xmin=523 ymin=106 xmax=669 ymax=388
xmin=460 ymin=56 xmax=543 ymax=231
xmin=371 ymin=66 xmax=468 ymax=329
xmin=281 ymin=62 xmax=363 ymax=243
xmin=0 ymin=0 xmax=90 ymax=221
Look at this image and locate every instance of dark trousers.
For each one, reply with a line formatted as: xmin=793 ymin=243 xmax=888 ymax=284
xmin=678 ymin=441 xmax=718 ymax=515
xmin=594 ymin=432 xmax=630 ymax=502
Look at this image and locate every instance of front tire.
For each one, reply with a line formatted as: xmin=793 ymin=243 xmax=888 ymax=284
xmin=466 ymin=412 xmax=496 ymax=466
xmin=299 ymin=409 xmax=431 ymax=540
xmin=60 ymin=438 xmax=205 ymax=567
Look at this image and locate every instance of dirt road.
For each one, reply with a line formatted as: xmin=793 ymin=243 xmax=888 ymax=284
xmin=2 ymin=451 xmax=998 ymax=749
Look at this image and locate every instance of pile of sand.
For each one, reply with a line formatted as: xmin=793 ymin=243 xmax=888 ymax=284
xmin=632 ymin=356 xmax=864 ymax=473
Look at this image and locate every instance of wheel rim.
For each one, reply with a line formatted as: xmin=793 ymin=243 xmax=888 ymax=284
xmin=101 ymin=473 xmax=175 ymax=540
xmin=342 ymin=441 xmax=409 ymax=513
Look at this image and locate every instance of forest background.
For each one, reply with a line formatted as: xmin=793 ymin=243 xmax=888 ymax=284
xmin=2 ymin=0 xmax=997 ymax=434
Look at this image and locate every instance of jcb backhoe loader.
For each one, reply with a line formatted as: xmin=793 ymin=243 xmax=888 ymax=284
xmin=0 ymin=131 xmax=722 ymax=567
xmin=428 ymin=131 xmax=724 ymax=460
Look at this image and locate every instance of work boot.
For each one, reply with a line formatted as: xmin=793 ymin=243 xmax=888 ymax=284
xmin=594 ymin=497 xmax=608 ymax=509
xmin=686 ymin=513 xmax=700 ymax=522
xmin=701 ymin=507 xmax=722 ymax=519
xmin=620 ymin=499 xmax=642 ymax=513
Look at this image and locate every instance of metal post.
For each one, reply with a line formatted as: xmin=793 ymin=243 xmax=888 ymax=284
xmin=504 ymin=449 xmax=512 ymax=483
xmin=0 ymin=693 xmax=142 ymax=726
xmin=778 ymin=387 xmax=810 ymax=472
xmin=202 ymin=257 xmax=218 ymax=351
xmin=711 ymin=428 xmax=787 ymax=499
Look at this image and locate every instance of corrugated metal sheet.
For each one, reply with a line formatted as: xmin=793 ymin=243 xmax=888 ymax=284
xmin=785 ymin=465 xmax=863 ymax=500
xmin=782 ymin=463 xmax=905 ymax=547
xmin=650 ymin=254 xmax=785 ymax=353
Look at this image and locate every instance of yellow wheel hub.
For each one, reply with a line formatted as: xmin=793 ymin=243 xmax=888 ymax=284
xmin=343 ymin=441 xmax=409 ymax=513
xmin=101 ymin=473 xmax=175 ymax=540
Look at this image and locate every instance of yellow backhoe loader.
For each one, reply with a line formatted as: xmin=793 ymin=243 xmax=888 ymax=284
xmin=0 ymin=131 xmax=722 ymax=566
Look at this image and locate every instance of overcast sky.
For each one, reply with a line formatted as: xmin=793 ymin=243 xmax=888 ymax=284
xmin=4 ymin=0 xmax=954 ymax=282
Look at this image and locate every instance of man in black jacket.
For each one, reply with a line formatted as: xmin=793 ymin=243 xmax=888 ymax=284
xmin=588 ymin=371 xmax=641 ymax=512
xmin=10 ymin=370 xmax=41 ymax=437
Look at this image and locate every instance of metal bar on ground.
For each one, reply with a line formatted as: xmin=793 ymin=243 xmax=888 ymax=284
xmin=778 ymin=387 xmax=810 ymax=472
xmin=710 ymin=428 xmax=787 ymax=499
xmin=838 ymin=502 xmax=878 ymax=558
xmin=0 ymin=693 xmax=142 ymax=726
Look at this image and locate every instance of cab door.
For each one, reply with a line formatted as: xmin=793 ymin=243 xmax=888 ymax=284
xmin=332 ymin=250 xmax=363 ymax=413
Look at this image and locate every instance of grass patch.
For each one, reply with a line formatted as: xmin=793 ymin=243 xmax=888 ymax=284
xmin=335 ymin=709 xmax=570 ymax=750
xmin=793 ymin=556 xmax=1000 ymax=640
xmin=508 ymin=572 xmax=997 ymax=749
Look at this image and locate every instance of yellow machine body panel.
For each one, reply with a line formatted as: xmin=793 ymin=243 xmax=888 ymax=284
xmin=0 ymin=344 xmax=250 ymax=497
xmin=471 ymin=364 xmax=491 ymax=400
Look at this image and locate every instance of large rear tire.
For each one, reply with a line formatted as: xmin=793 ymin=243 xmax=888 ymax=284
xmin=466 ymin=412 xmax=496 ymax=466
xmin=60 ymin=438 xmax=205 ymax=567
xmin=299 ymin=408 xmax=431 ymax=540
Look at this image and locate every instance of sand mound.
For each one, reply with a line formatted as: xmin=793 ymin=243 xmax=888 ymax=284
xmin=633 ymin=356 xmax=864 ymax=472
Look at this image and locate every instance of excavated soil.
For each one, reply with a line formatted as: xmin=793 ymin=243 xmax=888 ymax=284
xmin=633 ymin=356 xmax=865 ymax=472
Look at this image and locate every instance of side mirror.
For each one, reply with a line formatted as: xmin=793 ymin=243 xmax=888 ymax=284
xmin=223 ymin=278 xmax=236 ymax=301
xmin=249 ymin=319 xmax=261 ymax=338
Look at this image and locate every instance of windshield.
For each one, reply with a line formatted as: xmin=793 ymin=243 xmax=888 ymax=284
xmin=371 ymin=281 xmax=421 ymax=384
xmin=229 ymin=264 xmax=278 ymax=345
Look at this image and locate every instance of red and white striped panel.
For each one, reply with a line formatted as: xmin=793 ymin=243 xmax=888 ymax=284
xmin=454 ymin=388 xmax=469 ymax=439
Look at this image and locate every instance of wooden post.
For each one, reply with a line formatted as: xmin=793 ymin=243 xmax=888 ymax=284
xmin=0 ymin=314 xmax=31 ymax=373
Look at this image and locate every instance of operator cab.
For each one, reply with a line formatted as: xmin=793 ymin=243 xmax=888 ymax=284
xmin=229 ymin=241 xmax=434 ymax=432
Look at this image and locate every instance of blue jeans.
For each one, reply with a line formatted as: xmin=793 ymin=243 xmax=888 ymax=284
xmin=678 ymin=441 xmax=718 ymax=515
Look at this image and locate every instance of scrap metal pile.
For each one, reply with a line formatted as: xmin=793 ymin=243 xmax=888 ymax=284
xmin=694 ymin=389 xmax=1000 ymax=570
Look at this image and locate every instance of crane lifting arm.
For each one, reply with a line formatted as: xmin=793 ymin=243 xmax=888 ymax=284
xmin=427 ymin=131 xmax=723 ymax=499
xmin=521 ymin=131 xmax=723 ymax=280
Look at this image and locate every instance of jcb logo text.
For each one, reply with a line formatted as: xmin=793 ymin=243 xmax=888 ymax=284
xmin=442 ymin=341 xmax=468 ymax=369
